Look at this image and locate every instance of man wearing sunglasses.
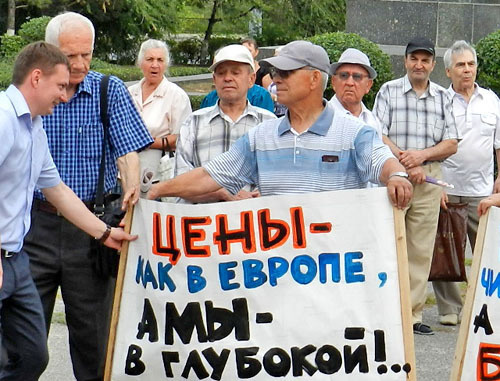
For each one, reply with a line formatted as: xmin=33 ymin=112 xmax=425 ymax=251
xmin=148 ymin=40 xmax=412 ymax=210
xmin=373 ymin=37 xmax=460 ymax=336
xmin=329 ymin=48 xmax=381 ymax=137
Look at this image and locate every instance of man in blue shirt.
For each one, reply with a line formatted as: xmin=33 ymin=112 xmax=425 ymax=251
xmin=0 ymin=42 xmax=137 ymax=380
xmin=148 ymin=41 xmax=413 ymax=209
xmin=22 ymin=12 xmax=153 ymax=381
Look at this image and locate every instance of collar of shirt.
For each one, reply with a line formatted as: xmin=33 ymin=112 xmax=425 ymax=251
xmin=330 ymin=94 xmax=370 ymax=118
xmin=130 ymin=76 xmax=170 ymax=107
xmin=6 ymin=85 xmax=39 ymax=129
xmin=402 ymin=74 xmax=438 ymax=97
xmin=277 ymin=100 xmax=334 ymax=136
xmin=210 ymin=100 xmax=262 ymax=124
xmin=447 ymin=82 xmax=481 ymax=103
xmin=71 ymin=72 xmax=96 ymax=101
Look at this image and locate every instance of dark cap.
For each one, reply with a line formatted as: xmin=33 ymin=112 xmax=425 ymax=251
xmin=405 ymin=37 xmax=435 ymax=57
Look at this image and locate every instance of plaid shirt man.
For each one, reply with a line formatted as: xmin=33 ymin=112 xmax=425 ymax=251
xmin=175 ymin=101 xmax=275 ymax=176
xmin=373 ymin=75 xmax=458 ymax=153
xmin=35 ymin=71 xmax=152 ymax=201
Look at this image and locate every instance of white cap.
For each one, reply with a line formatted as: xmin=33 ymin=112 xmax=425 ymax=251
xmin=330 ymin=48 xmax=377 ymax=79
xmin=209 ymin=44 xmax=255 ymax=72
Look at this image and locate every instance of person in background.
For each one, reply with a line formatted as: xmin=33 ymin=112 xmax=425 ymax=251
xmin=0 ymin=41 xmax=137 ymax=380
xmin=241 ymin=37 xmax=271 ymax=89
xmin=199 ymin=43 xmax=274 ymax=113
xmin=23 ymin=12 xmax=152 ymax=381
xmin=128 ymin=39 xmax=192 ymax=184
xmin=373 ymin=36 xmax=460 ymax=335
xmin=174 ymin=44 xmax=276 ymax=203
xmin=329 ymin=48 xmax=381 ymax=137
xmin=433 ymin=40 xmax=500 ymax=326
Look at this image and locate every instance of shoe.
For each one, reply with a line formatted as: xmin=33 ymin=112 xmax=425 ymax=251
xmin=413 ymin=322 xmax=434 ymax=335
xmin=440 ymin=314 xmax=458 ymax=326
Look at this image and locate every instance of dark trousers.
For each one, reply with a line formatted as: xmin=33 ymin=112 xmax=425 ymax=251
xmin=24 ymin=208 xmax=114 ymax=381
xmin=0 ymin=250 xmax=49 ymax=380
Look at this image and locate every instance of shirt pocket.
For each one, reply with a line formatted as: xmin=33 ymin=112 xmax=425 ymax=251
xmin=480 ymin=113 xmax=497 ymax=136
xmin=79 ymin=123 xmax=103 ymax=159
xmin=433 ymin=118 xmax=445 ymax=142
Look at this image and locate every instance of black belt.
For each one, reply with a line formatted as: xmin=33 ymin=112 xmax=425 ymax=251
xmin=1 ymin=249 xmax=19 ymax=257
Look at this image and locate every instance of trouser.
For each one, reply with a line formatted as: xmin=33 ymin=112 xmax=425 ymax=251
xmin=0 ymin=250 xmax=49 ymax=380
xmin=433 ymin=195 xmax=481 ymax=316
xmin=404 ymin=162 xmax=442 ymax=324
xmin=24 ymin=207 xmax=114 ymax=381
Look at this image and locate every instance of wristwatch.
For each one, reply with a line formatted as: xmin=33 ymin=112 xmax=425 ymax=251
xmin=388 ymin=171 xmax=409 ymax=179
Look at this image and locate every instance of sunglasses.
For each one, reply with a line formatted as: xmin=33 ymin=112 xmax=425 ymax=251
xmin=269 ymin=67 xmax=315 ymax=79
xmin=336 ymin=72 xmax=369 ymax=82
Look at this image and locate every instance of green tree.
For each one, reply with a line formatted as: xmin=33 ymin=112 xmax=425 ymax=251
xmin=184 ymin=0 xmax=266 ymax=64
xmin=1 ymin=0 xmax=181 ymax=63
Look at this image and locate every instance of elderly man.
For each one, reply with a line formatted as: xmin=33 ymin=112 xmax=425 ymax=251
xmin=329 ymin=48 xmax=381 ymax=136
xmin=0 ymin=42 xmax=137 ymax=380
xmin=433 ymin=40 xmax=500 ymax=326
xmin=175 ymin=44 xmax=276 ymax=203
xmin=373 ymin=37 xmax=460 ymax=335
xmin=149 ymin=40 xmax=412 ymax=210
xmin=22 ymin=12 xmax=153 ymax=380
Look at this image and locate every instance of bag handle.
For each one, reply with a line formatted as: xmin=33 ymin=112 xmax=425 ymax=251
xmin=94 ymin=75 xmax=110 ymax=216
xmin=162 ymin=137 xmax=174 ymax=158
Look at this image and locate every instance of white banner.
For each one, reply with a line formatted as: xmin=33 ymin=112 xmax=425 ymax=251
xmin=110 ymin=188 xmax=412 ymax=380
xmin=456 ymin=206 xmax=500 ymax=380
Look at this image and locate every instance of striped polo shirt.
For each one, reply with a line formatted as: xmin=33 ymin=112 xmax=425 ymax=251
xmin=204 ymin=102 xmax=395 ymax=196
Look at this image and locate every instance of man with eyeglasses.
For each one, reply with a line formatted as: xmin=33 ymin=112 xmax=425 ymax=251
xmin=148 ymin=40 xmax=412 ymax=210
xmin=373 ymin=37 xmax=460 ymax=336
xmin=329 ymin=48 xmax=381 ymax=137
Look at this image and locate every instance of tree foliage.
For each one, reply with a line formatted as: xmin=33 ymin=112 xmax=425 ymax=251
xmin=476 ymin=29 xmax=500 ymax=96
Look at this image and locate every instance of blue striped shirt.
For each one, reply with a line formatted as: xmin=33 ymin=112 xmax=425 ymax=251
xmin=204 ymin=103 xmax=394 ymax=196
xmin=35 ymin=71 xmax=153 ymax=201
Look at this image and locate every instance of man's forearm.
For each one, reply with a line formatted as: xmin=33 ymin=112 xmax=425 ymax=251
xmin=420 ymin=139 xmax=458 ymax=162
xmin=379 ymin=158 xmax=407 ymax=184
xmin=148 ymin=167 xmax=222 ymax=200
xmin=117 ymin=151 xmax=140 ymax=193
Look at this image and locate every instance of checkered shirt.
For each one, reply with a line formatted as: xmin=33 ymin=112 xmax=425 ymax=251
xmin=373 ymin=75 xmax=459 ymax=151
xmin=35 ymin=71 xmax=153 ymax=201
xmin=174 ymin=102 xmax=276 ymax=176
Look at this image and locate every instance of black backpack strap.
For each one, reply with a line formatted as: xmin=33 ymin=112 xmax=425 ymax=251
xmin=94 ymin=75 xmax=110 ymax=216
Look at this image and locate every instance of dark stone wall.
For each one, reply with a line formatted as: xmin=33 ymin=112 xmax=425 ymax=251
xmin=347 ymin=0 xmax=500 ymax=86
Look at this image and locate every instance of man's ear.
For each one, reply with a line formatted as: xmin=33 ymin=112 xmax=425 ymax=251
xmin=30 ymin=69 xmax=43 ymax=88
xmin=249 ymin=71 xmax=256 ymax=88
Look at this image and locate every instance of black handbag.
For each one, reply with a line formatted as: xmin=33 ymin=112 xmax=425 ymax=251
xmin=90 ymin=75 xmax=125 ymax=278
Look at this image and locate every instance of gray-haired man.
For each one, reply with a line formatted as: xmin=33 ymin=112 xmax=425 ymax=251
xmin=434 ymin=40 xmax=500 ymax=326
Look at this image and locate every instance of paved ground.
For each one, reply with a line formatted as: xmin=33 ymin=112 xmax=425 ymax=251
xmin=40 ymin=292 xmax=460 ymax=381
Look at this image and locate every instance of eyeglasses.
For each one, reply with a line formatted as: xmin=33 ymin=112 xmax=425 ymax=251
xmin=336 ymin=72 xmax=369 ymax=82
xmin=269 ymin=67 xmax=315 ymax=79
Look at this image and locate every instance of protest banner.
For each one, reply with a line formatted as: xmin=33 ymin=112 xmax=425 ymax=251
xmin=451 ymin=206 xmax=500 ymax=380
xmin=104 ymin=187 xmax=415 ymax=380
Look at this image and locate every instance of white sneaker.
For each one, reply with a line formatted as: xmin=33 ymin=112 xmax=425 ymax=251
xmin=440 ymin=314 xmax=458 ymax=326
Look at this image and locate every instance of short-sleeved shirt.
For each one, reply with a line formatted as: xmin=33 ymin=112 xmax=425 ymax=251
xmin=128 ymin=76 xmax=191 ymax=137
xmin=204 ymin=102 xmax=394 ymax=196
xmin=35 ymin=71 xmax=153 ymax=201
xmin=442 ymin=84 xmax=500 ymax=196
xmin=200 ymin=84 xmax=274 ymax=113
xmin=373 ymin=75 xmax=460 ymax=152
xmin=175 ymin=101 xmax=276 ymax=176
xmin=0 ymin=85 xmax=61 ymax=251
